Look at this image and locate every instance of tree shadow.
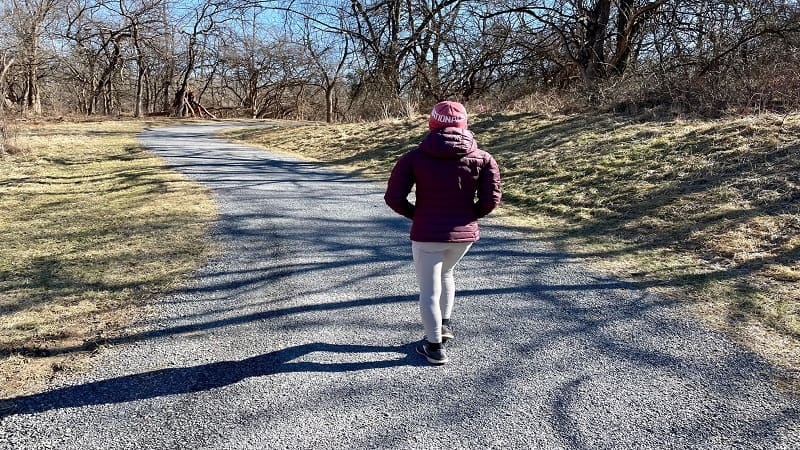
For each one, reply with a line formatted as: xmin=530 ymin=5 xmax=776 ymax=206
xmin=1 ymin=342 xmax=424 ymax=417
xmin=4 ymin=123 xmax=798 ymax=446
xmin=547 ymin=374 xmax=800 ymax=449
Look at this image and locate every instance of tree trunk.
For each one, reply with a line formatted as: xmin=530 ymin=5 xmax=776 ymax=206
xmin=612 ymin=0 xmax=636 ymax=75
xmin=162 ymin=79 xmax=172 ymax=113
xmin=248 ymin=68 xmax=258 ymax=119
xmin=132 ymin=25 xmax=145 ymax=118
xmin=160 ymin=1 xmax=174 ymax=113
xmin=577 ymin=0 xmax=612 ymax=87
xmin=23 ymin=63 xmax=42 ymax=115
xmin=0 ymin=55 xmax=14 ymax=114
xmin=22 ymin=41 xmax=42 ymax=115
xmin=134 ymin=66 xmax=145 ymax=117
xmin=144 ymin=72 xmax=153 ymax=115
xmin=174 ymin=34 xmax=197 ymax=117
xmin=173 ymin=87 xmax=186 ymax=117
xmin=325 ymin=85 xmax=334 ymax=123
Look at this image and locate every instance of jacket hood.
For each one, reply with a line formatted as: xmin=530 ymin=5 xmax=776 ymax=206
xmin=419 ymin=127 xmax=476 ymax=159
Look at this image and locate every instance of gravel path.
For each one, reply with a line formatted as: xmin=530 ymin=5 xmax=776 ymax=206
xmin=1 ymin=123 xmax=798 ymax=449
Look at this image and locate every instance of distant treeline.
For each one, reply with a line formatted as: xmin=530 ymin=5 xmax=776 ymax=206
xmin=1 ymin=0 xmax=798 ymax=121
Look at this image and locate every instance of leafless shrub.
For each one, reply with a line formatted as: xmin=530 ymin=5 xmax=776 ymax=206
xmin=400 ymin=99 xmax=418 ymax=119
xmin=515 ymin=90 xmax=589 ymax=117
xmin=0 ymin=117 xmax=22 ymax=155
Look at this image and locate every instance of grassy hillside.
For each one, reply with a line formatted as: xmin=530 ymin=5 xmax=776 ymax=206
xmin=226 ymin=112 xmax=800 ymax=377
xmin=0 ymin=121 xmax=217 ymax=398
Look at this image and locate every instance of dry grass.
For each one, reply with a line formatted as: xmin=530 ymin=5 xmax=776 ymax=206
xmin=0 ymin=120 xmax=217 ymax=398
xmin=225 ymin=113 xmax=800 ymax=379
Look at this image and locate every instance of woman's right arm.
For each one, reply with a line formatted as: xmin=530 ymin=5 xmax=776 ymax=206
xmin=384 ymin=152 xmax=416 ymax=219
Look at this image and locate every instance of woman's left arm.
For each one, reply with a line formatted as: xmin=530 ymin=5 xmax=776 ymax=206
xmin=475 ymin=154 xmax=502 ymax=218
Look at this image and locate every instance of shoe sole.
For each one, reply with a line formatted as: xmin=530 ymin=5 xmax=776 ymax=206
xmin=416 ymin=345 xmax=449 ymax=364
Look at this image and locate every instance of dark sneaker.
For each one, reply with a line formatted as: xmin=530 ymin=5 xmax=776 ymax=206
xmin=416 ymin=341 xmax=449 ymax=364
xmin=441 ymin=324 xmax=454 ymax=343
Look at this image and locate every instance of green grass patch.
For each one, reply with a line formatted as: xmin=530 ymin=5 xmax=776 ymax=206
xmin=226 ymin=113 xmax=800 ymax=374
xmin=0 ymin=121 xmax=217 ymax=397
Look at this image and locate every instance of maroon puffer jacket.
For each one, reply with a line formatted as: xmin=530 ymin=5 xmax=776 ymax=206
xmin=384 ymin=127 xmax=502 ymax=242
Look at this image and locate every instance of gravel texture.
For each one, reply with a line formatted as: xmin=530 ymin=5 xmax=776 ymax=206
xmin=1 ymin=123 xmax=798 ymax=449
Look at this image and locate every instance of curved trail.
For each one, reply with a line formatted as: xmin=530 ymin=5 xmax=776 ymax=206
xmin=1 ymin=123 xmax=797 ymax=449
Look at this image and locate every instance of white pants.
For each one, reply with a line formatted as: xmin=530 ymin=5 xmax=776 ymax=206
xmin=411 ymin=241 xmax=473 ymax=343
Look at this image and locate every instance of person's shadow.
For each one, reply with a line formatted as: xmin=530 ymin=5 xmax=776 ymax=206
xmin=1 ymin=342 xmax=424 ymax=417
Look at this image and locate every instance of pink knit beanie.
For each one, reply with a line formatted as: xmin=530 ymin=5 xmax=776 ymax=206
xmin=428 ymin=101 xmax=468 ymax=130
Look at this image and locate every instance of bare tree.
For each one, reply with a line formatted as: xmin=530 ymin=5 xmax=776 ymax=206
xmin=482 ymin=0 xmax=667 ymax=88
xmin=216 ymin=6 xmax=289 ymax=118
xmin=171 ymin=0 xmax=231 ymax=117
xmin=10 ymin=0 xmax=58 ymax=115
xmin=59 ymin=0 xmax=134 ymax=115
xmin=301 ymin=16 xmax=350 ymax=122
xmin=283 ymin=0 xmax=468 ymax=115
xmin=118 ymin=0 xmax=163 ymax=117
xmin=410 ymin=3 xmax=522 ymax=101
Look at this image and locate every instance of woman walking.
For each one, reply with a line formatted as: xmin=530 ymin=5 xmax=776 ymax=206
xmin=385 ymin=101 xmax=502 ymax=365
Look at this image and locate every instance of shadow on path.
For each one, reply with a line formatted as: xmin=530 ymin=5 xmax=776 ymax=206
xmin=2 ymin=342 xmax=422 ymax=417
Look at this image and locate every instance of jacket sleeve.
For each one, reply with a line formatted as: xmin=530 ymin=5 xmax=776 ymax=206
xmin=384 ymin=152 xmax=416 ymax=219
xmin=475 ymin=154 xmax=501 ymax=218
